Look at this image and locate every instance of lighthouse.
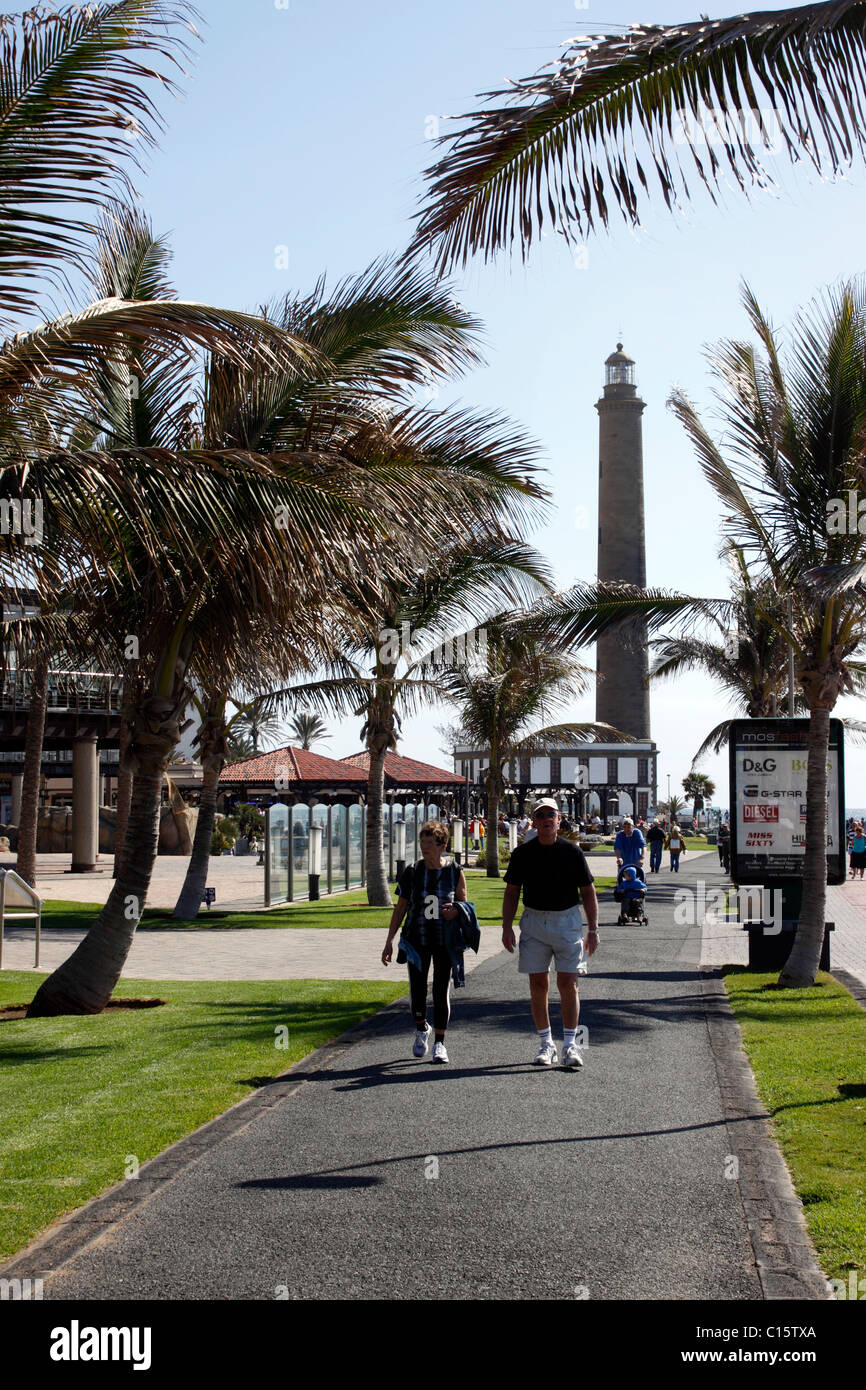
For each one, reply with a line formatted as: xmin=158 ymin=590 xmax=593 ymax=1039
xmin=594 ymin=343 xmax=651 ymax=740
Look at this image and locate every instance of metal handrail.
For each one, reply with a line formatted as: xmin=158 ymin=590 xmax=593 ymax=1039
xmin=0 ymin=868 xmax=42 ymax=968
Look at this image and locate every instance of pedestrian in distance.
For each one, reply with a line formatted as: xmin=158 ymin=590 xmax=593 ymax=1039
xmin=665 ymin=823 xmax=686 ymax=872
xmin=717 ymin=821 xmax=731 ymax=874
xmin=382 ymin=820 xmax=475 ymax=1065
xmin=850 ymin=821 xmax=866 ymax=880
xmin=645 ymin=818 xmax=665 ymax=873
xmin=500 ymin=798 xmax=598 ymax=1070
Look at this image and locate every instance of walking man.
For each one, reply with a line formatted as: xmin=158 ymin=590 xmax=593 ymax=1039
xmin=646 ymin=819 xmax=665 ymax=873
xmin=501 ymin=798 xmax=598 ymax=1070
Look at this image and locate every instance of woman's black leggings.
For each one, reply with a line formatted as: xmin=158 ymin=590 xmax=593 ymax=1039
xmin=408 ymin=946 xmax=452 ymax=1032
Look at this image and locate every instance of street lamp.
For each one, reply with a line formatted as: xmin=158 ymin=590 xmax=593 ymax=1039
xmin=308 ymin=822 xmax=323 ymax=901
xmin=452 ymin=818 xmax=464 ymax=867
xmin=666 ymin=774 xmax=671 ymax=823
xmin=394 ymin=819 xmax=407 ymax=882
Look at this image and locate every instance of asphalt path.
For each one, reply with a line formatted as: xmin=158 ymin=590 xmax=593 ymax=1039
xmin=40 ymin=857 xmax=772 ymax=1301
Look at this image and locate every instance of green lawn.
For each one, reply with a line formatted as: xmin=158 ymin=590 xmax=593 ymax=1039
xmin=723 ymin=968 xmax=866 ymax=1285
xmin=42 ymin=869 xmax=617 ymax=932
xmin=0 ymin=971 xmax=406 ymax=1261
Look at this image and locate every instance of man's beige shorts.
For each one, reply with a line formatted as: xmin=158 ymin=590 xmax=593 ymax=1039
xmin=518 ymin=905 xmax=585 ymax=974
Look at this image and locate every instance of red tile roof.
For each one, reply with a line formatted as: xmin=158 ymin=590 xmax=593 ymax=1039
xmin=340 ymin=751 xmax=465 ymax=785
xmin=220 ymin=746 xmax=368 ymax=786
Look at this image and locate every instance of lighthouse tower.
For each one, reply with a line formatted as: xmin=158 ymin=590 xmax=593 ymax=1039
xmin=594 ymin=344 xmax=651 ymax=740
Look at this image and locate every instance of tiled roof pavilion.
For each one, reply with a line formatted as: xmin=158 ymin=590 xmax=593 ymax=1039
xmin=220 ymin=746 xmax=366 ymax=788
xmin=219 ymin=746 xmax=464 ymax=800
xmin=340 ymin=751 xmax=465 ymax=788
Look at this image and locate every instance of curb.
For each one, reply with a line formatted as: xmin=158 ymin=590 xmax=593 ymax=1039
xmin=831 ymin=967 xmax=866 ymax=1012
xmin=700 ymin=970 xmax=833 ymax=1301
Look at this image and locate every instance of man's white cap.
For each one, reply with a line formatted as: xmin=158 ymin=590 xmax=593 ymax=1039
xmin=532 ymin=797 xmax=560 ymax=815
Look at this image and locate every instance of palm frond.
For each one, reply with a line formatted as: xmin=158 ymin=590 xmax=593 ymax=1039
xmin=0 ymin=296 xmax=320 ymax=414
xmin=0 ymin=1 xmax=200 ymax=324
xmin=691 ymin=719 xmax=737 ymax=765
xmin=410 ymin=0 xmax=866 ymax=269
xmin=513 ymin=721 xmax=634 ymax=754
xmin=525 ymin=581 xmax=724 ymax=650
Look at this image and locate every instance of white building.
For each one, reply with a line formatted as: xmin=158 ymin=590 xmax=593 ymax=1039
xmin=453 ymin=740 xmax=658 ymax=824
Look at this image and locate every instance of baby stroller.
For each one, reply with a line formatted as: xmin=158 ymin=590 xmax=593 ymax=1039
xmin=614 ymin=865 xmax=649 ymax=925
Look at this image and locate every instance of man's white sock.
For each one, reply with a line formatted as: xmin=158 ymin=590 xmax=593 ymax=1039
xmin=538 ymin=1026 xmax=553 ymax=1045
xmin=563 ymin=1028 xmax=578 ymax=1048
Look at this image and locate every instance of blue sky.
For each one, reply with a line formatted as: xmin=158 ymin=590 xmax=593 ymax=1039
xmin=38 ymin=0 xmax=866 ymax=804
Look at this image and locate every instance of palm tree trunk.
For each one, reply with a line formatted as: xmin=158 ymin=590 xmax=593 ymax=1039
xmin=778 ymin=706 xmax=830 ymax=988
xmin=173 ymin=703 xmax=226 ymax=919
xmin=15 ymin=652 xmax=49 ymax=888
xmin=365 ymin=738 xmax=391 ymax=906
xmin=27 ymin=684 xmax=188 ymax=1016
xmin=112 ymin=673 xmax=139 ymax=878
xmin=485 ymin=766 xmax=502 ymax=877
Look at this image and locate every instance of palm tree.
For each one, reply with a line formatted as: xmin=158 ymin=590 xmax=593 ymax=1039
xmin=262 ymin=530 xmax=554 ymax=903
xmin=289 ymin=712 xmax=330 ymax=749
xmin=410 ymin=1 xmax=866 ymax=269
xmin=0 ymin=4 xmax=333 ymax=897
xmin=648 ymin=554 xmax=813 ymax=764
xmin=26 ymin=223 xmax=549 ymax=996
xmin=168 ymin=252 xmax=547 ymax=918
xmin=439 ymin=615 xmax=629 ymax=876
xmin=530 ymin=280 xmax=866 ymax=987
xmin=682 ymin=772 xmax=715 ymax=823
xmin=658 ymin=794 xmax=685 ymax=823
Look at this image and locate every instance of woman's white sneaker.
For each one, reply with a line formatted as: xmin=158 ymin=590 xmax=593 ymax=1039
xmin=412 ymin=1023 xmax=432 ymax=1058
xmin=432 ymin=1041 xmax=449 ymax=1064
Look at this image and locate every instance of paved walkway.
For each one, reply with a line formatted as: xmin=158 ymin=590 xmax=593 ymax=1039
xmin=698 ymin=855 xmax=866 ymax=989
xmin=0 ymin=854 xmax=617 ymax=980
xmin=2 ymin=854 xmax=828 ymax=1300
xmin=0 ymin=851 xmax=269 ymax=913
xmin=0 ymin=925 xmax=506 ymax=981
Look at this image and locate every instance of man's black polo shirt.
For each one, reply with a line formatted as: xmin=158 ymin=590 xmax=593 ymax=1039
xmin=504 ymin=836 xmax=594 ymax=911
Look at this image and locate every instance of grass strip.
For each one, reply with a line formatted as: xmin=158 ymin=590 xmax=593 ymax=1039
xmin=723 ymin=968 xmax=866 ymax=1284
xmin=0 ymin=972 xmax=405 ymax=1262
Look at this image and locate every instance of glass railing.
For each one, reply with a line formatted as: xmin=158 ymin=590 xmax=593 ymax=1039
xmin=0 ymin=671 xmax=122 ymax=712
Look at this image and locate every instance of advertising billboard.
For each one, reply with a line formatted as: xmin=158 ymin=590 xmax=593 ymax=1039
xmin=728 ymin=719 xmax=845 ymax=885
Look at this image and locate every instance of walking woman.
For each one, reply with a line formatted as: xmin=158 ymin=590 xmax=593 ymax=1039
xmin=382 ymin=820 xmax=467 ymax=1064
xmin=850 ymin=821 xmax=866 ymax=880
xmin=665 ymin=823 xmax=686 ymax=872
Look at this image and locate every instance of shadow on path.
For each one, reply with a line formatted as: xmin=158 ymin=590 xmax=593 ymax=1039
xmin=234 ymin=1110 xmax=767 ymax=1191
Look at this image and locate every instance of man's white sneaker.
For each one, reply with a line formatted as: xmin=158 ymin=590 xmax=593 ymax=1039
xmin=413 ymin=1023 xmax=432 ymax=1058
xmin=562 ymin=1043 xmax=584 ymax=1070
xmin=534 ymin=1040 xmax=558 ymax=1066
xmin=431 ymin=1040 xmax=449 ymax=1064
